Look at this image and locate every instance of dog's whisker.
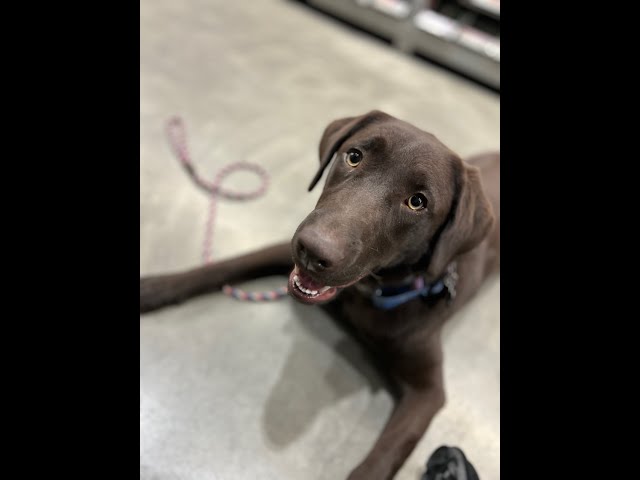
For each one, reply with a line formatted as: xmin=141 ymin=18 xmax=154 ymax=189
xmin=368 ymin=271 xmax=383 ymax=281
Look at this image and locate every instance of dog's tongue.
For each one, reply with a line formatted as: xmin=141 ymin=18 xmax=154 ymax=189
xmin=295 ymin=266 xmax=327 ymax=290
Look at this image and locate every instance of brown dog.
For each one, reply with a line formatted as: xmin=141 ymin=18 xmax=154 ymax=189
xmin=140 ymin=110 xmax=500 ymax=480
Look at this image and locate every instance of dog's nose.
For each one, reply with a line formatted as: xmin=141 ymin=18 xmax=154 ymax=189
xmin=295 ymin=228 xmax=347 ymax=273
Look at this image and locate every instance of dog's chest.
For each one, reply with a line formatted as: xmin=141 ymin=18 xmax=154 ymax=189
xmin=336 ymin=287 xmax=445 ymax=346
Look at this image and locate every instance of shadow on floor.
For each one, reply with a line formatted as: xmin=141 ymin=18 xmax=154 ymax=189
xmin=261 ymin=299 xmax=386 ymax=448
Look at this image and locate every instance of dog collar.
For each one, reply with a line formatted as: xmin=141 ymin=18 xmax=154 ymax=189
xmin=370 ymin=262 xmax=458 ymax=311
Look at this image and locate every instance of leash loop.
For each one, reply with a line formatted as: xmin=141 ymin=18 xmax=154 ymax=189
xmin=165 ymin=116 xmax=288 ymax=301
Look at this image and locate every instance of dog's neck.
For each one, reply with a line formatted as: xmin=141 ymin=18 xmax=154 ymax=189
xmin=357 ymin=252 xmax=457 ymax=289
xmin=368 ymin=247 xmax=443 ymax=286
xmin=353 ymin=261 xmax=458 ymax=310
xmin=367 ymin=265 xmax=421 ymax=287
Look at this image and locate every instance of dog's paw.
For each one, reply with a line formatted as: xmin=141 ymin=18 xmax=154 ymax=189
xmin=140 ymin=275 xmax=183 ymax=313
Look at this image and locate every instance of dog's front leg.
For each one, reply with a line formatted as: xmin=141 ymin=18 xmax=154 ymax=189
xmin=140 ymin=242 xmax=293 ymax=313
xmin=346 ymin=344 xmax=445 ymax=480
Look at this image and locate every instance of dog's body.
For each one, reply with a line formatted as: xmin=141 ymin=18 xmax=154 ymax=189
xmin=140 ymin=111 xmax=500 ymax=480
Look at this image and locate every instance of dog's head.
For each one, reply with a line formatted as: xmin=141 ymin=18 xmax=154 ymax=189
xmin=289 ymin=110 xmax=494 ymax=305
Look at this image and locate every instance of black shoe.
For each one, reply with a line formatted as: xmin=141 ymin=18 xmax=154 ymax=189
xmin=422 ymin=445 xmax=480 ymax=480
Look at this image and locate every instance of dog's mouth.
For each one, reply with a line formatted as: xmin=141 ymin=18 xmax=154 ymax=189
xmin=288 ymin=265 xmax=338 ymax=305
xmin=287 ymin=264 xmax=370 ymax=305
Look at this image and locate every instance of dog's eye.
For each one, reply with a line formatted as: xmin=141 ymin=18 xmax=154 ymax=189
xmin=407 ymin=194 xmax=427 ymax=211
xmin=344 ymin=148 xmax=362 ymax=167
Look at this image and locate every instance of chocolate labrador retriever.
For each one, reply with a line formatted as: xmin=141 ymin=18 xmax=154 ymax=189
xmin=140 ymin=110 xmax=500 ymax=480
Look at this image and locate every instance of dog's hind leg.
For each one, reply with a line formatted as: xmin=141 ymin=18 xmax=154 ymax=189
xmin=140 ymin=242 xmax=293 ymax=313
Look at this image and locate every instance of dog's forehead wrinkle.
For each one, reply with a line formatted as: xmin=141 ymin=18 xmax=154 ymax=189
xmin=359 ymin=135 xmax=387 ymax=152
xmin=348 ymin=122 xmax=448 ymax=176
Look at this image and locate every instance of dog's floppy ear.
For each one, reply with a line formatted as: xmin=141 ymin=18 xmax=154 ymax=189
xmin=308 ymin=110 xmax=387 ymax=191
xmin=426 ymin=158 xmax=495 ymax=278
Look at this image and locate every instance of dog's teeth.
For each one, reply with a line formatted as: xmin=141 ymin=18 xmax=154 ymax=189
xmin=293 ymin=274 xmax=328 ymax=297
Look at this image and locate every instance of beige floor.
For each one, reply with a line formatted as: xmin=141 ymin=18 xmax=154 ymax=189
xmin=140 ymin=1 xmax=500 ymax=479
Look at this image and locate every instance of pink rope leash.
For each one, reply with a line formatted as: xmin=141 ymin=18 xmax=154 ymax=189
xmin=165 ymin=116 xmax=288 ymax=302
